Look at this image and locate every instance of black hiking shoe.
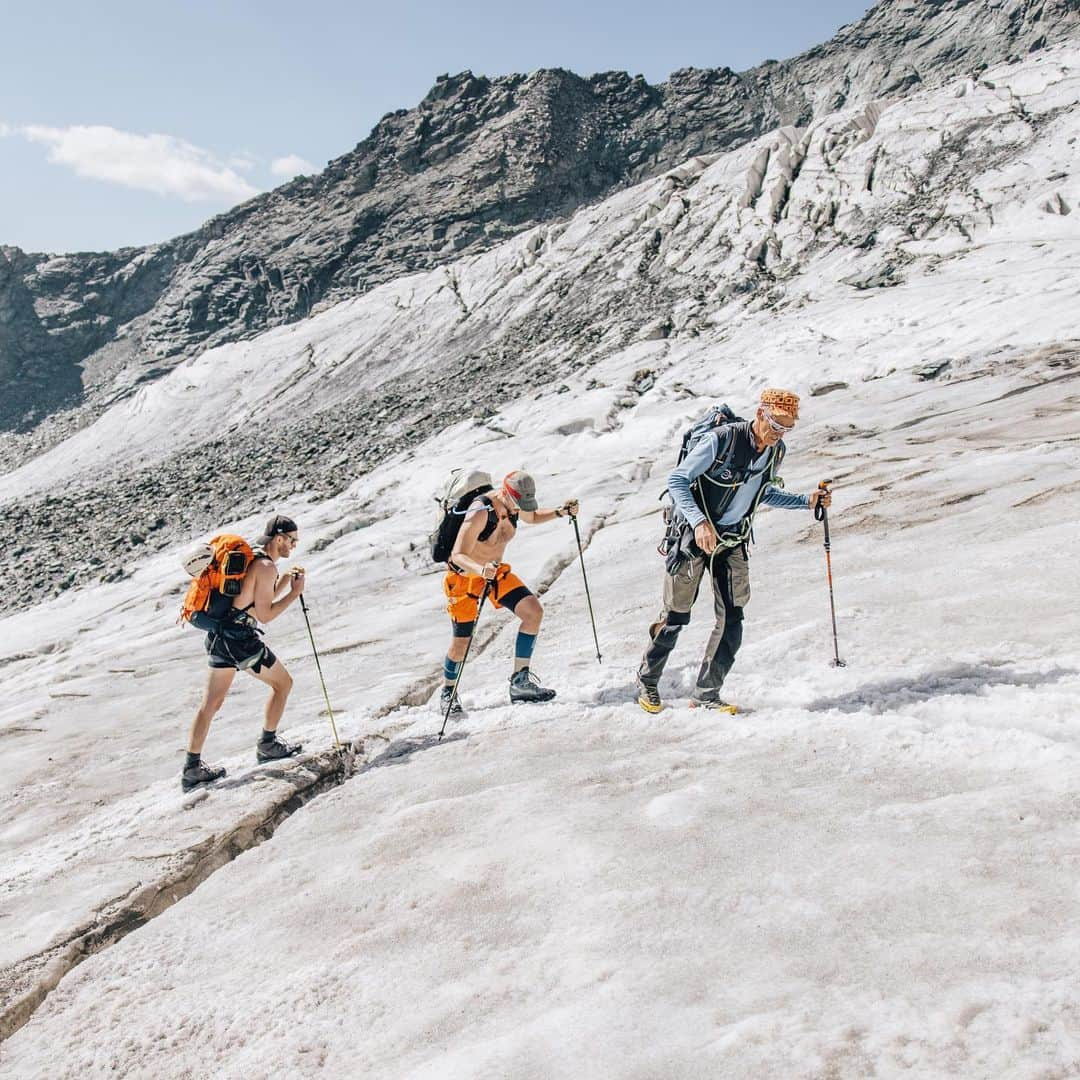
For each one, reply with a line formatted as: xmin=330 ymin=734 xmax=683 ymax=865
xmin=440 ymin=686 xmax=465 ymax=717
xmin=509 ymin=668 xmax=556 ymax=704
xmin=181 ymin=760 xmax=227 ymax=792
xmin=256 ymin=735 xmax=303 ymax=762
xmin=636 ymin=679 xmax=662 ymax=714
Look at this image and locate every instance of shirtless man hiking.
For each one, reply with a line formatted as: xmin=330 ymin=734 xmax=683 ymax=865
xmin=441 ymin=471 xmax=578 ymax=713
xmin=182 ymin=514 xmax=306 ymax=792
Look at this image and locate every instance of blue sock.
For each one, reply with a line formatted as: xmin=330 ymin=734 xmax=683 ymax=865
xmin=444 ymin=657 xmax=463 ymax=686
xmin=514 ymin=632 xmax=537 ymax=672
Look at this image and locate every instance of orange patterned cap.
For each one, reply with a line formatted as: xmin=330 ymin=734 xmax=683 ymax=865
xmin=759 ymin=387 xmax=800 ymax=419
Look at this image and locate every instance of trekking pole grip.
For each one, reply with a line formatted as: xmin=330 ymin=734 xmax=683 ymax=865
xmin=814 ymin=479 xmax=831 ymax=546
xmin=814 ymin=478 xmax=831 ymax=521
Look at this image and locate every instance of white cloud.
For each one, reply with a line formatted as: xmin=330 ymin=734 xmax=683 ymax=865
xmin=229 ymin=152 xmax=259 ymax=172
xmin=18 ymin=124 xmax=260 ymax=203
xmin=270 ymin=153 xmax=316 ymax=180
xmin=0 ymin=121 xmax=14 ymax=137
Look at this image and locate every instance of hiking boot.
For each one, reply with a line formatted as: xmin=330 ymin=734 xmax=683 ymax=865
xmin=509 ymin=668 xmax=556 ymax=704
xmin=688 ymin=695 xmax=738 ymax=715
xmin=181 ymin=760 xmax=227 ymax=792
xmin=440 ymin=686 xmax=465 ymax=717
xmin=256 ymin=735 xmax=303 ymax=762
xmin=636 ymin=679 xmax=663 ymax=714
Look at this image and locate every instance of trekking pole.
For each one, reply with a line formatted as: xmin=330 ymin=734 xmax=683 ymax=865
xmin=814 ymin=480 xmax=846 ymax=668
xmin=299 ymin=595 xmax=343 ymax=750
xmin=569 ymin=513 xmax=602 ymax=664
xmin=439 ymin=581 xmax=491 ymax=740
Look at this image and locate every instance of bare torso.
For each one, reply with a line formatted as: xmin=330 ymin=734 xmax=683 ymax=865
xmin=453 ymin=493 xmax=518 ymax=568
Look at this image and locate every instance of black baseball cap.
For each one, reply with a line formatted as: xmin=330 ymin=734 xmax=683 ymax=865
xmin=258 ymin=514 xmax=298 ymax=546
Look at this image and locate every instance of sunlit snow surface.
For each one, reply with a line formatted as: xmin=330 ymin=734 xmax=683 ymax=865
xmin=2 ymin=50 xmax=1080 ymax=1078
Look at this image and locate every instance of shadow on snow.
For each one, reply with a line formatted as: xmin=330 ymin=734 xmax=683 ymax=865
xmin=806 ymin=663 xmax=1077 ymax=715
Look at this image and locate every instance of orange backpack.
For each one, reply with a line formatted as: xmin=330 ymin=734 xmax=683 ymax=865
xmin=180 ymin=534 xmax=255 ymax=631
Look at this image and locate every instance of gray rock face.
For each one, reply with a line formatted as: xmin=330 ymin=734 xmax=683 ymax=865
xmin=5 ymin=33 xmax=1079 ymax=612
xmin=0 ymin=248 xmax=80 ymax=431
xmin=1 ymin=0 xmax=1076 ymax=439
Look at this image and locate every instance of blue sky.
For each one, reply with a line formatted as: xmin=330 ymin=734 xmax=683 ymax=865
xmin=1 ymin=0 xmax=871 ymax=254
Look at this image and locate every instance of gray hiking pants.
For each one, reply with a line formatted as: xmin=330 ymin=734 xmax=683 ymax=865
xmin=637 ymin=546 xmax=751 ymax=698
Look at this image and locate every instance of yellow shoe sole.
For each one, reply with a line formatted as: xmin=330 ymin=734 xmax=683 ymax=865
xmin=637 ymin=695 xmax=663 ymax=714
xmin=688 ymin=700 xmax=738 ymax=715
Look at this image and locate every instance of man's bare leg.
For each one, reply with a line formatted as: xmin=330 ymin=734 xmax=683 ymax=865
xmin=440 ymin=625 xmax=473 ymax=716
xmin=515 ymin=596 xmax=543 ymax=635
xmin=188 ymin=667 xmax=238 ymax=754
xmin=512 ymin=596 xmax=543 ymax=672
xmin=248 ymin=660 xmax=294 ymax=734
xmin=182 ymin=667 xmax=235 ymax=789
xmin=247 ymin=659 xmax=302 ymax=759
xmin=446 ymin=634 xmax=470 ymax=664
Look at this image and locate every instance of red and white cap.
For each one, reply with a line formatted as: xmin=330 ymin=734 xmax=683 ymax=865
xmin=502 ymin=470 xmax=538 ymax=511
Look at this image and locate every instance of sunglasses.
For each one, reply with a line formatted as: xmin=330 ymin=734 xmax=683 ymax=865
xmin=761 ymin=409 xmax=795 ymax=436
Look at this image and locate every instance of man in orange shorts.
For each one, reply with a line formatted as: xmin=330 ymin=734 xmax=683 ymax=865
xmin=442 ymin=470 xmax=578 ymax=712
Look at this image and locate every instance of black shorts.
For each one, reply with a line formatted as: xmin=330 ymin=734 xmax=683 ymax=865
xmin=205 ymin=612 xmax=277 ymax=673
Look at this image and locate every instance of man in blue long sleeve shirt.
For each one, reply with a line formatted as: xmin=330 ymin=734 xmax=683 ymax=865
xmin=637 ymin=388 xmax=831 ymax=714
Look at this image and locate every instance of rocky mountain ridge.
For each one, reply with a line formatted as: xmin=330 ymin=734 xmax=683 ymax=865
xmin=2 ymin=0 xmax=1077 ymax=440
xmin=3 ymin=41 xmax=1078 ymax=610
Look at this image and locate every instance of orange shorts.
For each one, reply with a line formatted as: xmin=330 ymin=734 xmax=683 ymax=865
xmin=444 ymin=563 xmax=532 ymax=625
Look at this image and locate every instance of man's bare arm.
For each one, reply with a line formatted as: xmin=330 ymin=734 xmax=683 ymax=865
xmin=251 ymin=560 xmax=303 ymax=623
xmin=520 ymin=498 xmax=578 ymax=525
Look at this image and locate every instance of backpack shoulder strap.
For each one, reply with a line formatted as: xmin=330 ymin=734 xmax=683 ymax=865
xmin=707 ymin=422 xmax=743 ymax=473
xmin=768 ymin=441 xmax=786 ymax=480
xmin=474 ymin=496 xmax=498 ymax=542
xmin=716 ymin=423 xmax=739 ymax=463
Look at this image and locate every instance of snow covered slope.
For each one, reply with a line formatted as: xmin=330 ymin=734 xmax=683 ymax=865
xmin=1 ymin=48 xmax=1079 ymax=1077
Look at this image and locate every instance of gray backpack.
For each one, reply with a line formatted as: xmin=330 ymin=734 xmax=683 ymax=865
xmin=430 ymin=468 xmax=494 ymax=563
